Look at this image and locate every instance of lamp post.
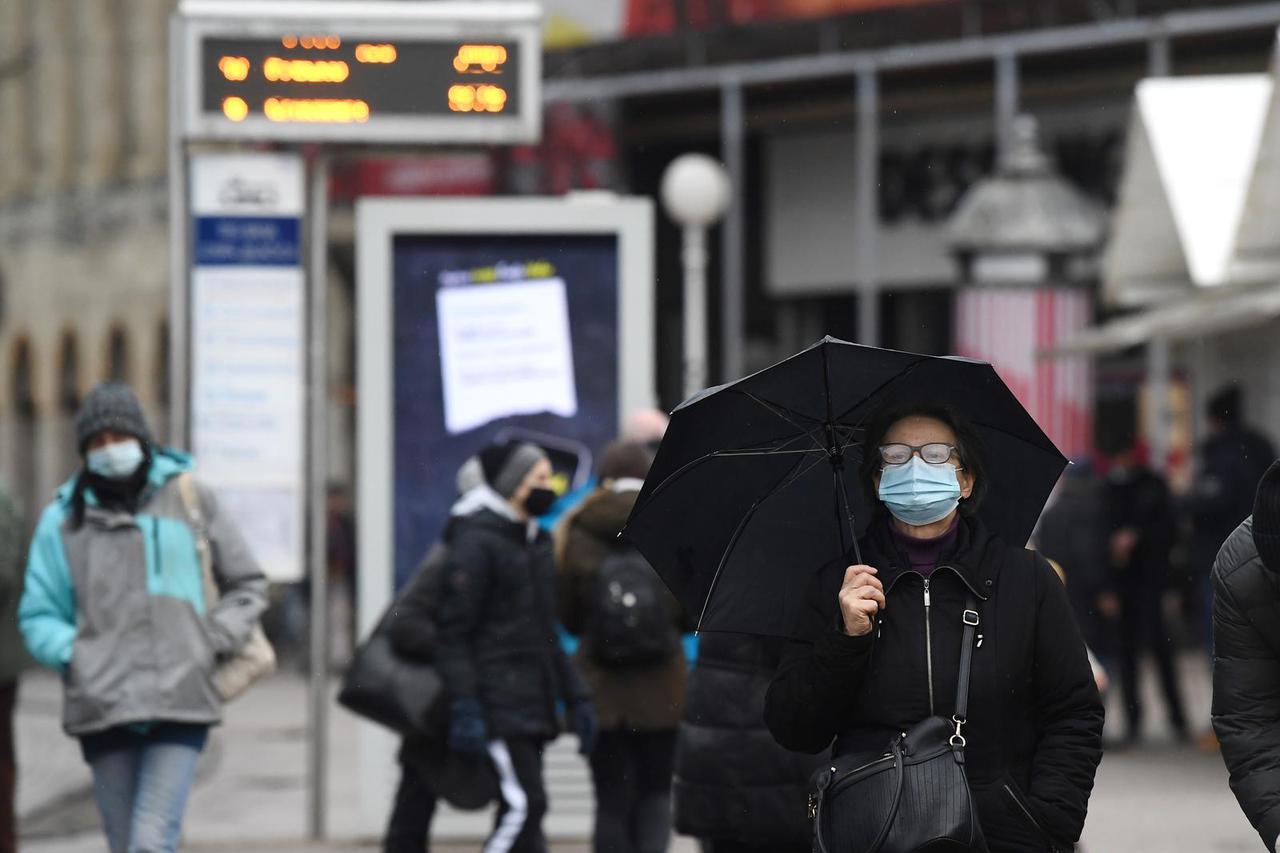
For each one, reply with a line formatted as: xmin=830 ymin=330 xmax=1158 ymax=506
xmin=946 ymin=115 xmax=1106 ymax=461
xmin=660 ymin=153 xmax=731 ymax=398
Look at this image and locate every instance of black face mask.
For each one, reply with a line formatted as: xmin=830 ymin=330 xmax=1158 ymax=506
xmin=523 ymin=487 xmax=558 ymax=518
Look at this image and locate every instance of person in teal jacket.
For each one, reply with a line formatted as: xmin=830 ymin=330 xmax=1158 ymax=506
xmin=19 ymin=382 xmax=267 ymax=853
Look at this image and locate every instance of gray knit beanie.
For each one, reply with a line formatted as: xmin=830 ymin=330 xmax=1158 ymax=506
xmin=479 ymin=441 xmax=547 ymax=499
xmin=456 ymin=456 xmax=484 ymax=496
xmin=75 ymin=382 xmax=152 ymax=452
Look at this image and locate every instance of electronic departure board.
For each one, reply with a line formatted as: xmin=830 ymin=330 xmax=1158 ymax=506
xmin=176 ymin=2 xmax=541 ymax=144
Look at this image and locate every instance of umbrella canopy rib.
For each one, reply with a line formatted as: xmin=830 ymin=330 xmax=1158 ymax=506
xmin=695 ymin=449 xmax=833 ymax=629
xmin=833 ymin=356 xmax=931 ymax=425
xmin=633 ymin=432 xmax=823 ymax=510
xmin=729 ymin=389 xmax=828 ymax=452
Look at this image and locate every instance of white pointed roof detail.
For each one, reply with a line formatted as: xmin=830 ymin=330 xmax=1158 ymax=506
xmin=1104 ymin=74 xmax=1271 ymax=305
xmin=1234 ymin=69 xmax=1280 ymax=285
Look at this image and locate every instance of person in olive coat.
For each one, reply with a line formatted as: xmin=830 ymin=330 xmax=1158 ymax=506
xmin=764 ymin=405 xmax=1104 ymax=853
xmin=1212 ymin=459 xmax=1280 ymax=852
xmin=558 ymin=440 xmax=688 ymax=853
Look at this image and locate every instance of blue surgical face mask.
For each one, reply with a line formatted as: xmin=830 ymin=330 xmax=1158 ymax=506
xmin=877 ymin=455 xmax=963 ymax=527
xmin=86 ymin=439 xmax=145 ymax=480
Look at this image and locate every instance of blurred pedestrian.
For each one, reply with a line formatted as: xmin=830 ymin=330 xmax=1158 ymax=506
xmin=557 ymin=440 xmax=687 ymax=853
xmin=622 ymin=408 xmax=669 ymax=455
xmin=0 ymin=486 xmax=23 ymax=853
xmin=765 ymin=405 xmax=1103 ymax=853
xmin=673 ymin=634 xmax=817 ymax=853
xmin=435 ymin=440 xmax=596 ymax=853
xmin=327 ymin=482 xmax=357 ymax=668
xmin=1211 ymin=458 xmax=1280 ymax=851
xmin=381 ymin=457 xmax=484 ymax=853
xmin=17 ymin=382 xmax=268 ymax=853
xmin=1188 ymin=385 xmax=1276 ymax=645
xmin=540 ymin=409 xmax=670 ymax=534
xmin=1103 ymin=444 xmax=1188 ymax=744
xmin=1036 ymin=460 xmax=1112 ymax=655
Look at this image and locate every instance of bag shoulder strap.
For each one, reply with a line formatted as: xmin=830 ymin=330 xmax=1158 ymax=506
xmin=953 ymin=593 xmax=981 ymax=729
xmin=176 ymin=473 xmax=219 ymax=607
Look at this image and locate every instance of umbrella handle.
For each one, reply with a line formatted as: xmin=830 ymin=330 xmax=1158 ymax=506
xmin=832 ymin=465 xmax=863 ymax=565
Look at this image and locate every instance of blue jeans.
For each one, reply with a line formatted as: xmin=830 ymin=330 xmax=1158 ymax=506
xmin=80 ymin=724 xmax=209 ymax=853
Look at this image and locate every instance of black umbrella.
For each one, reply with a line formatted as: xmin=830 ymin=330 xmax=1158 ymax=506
xmin=624 ymin=336 xmax=1066 ymax=638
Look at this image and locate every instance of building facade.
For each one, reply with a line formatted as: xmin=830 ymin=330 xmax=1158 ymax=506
xmin=4 ymin=0 xmax=1280 ymax=531
xmin=0 ymin=0 xmax=172 ymax=528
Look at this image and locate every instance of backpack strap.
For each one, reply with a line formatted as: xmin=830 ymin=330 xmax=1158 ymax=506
xmin=176 ymin=473 xmax=219 ymax=607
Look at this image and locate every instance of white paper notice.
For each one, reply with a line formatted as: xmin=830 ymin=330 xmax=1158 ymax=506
xmin=437 ymin=278 xmax=579 ymax=435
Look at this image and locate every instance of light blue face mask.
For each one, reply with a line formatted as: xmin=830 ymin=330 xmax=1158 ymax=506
xmin=877 ymin=455 xmax=963 ymax=527
xmin=86 ymin=439 xmax=145 ymax=480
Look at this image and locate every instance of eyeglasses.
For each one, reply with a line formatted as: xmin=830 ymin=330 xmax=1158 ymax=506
xmin=878 ymin=442 xmax=958 ymax=466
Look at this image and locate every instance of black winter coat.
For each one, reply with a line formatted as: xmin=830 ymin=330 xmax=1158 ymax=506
xmin=1103 ymin=465 xmax=1176 ymax=587
xmin=434 ymin=509 xmax=588 ymax=739
xmin=387 ymin=541 xmax=449 ymax=663
xmin=765 ymin=517 xmax=1104 ymax=853
xmin=1191 ymin=428 xmax=1276 ymax=575
xmin=673 ymin=633 xmax=822 ymax=850
xmin=1211 ymin=517 xmax=1280 ymax=850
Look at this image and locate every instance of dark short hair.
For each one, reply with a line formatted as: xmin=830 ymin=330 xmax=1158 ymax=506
xmin=597 ymin=440 xmax=654 ymax=482
xmin=857 ymin=404 xmax=988 ymax=516
xmin=1207 ymin=384 xmax=1242 ymax=425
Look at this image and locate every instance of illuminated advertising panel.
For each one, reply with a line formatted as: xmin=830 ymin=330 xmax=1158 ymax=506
xmin=176 ymin=1 xmax=541 ymax=144
xmin=355 ymin=196 xmax=653 ymax=835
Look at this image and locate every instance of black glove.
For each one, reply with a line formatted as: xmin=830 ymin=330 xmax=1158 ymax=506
xmin=448 ymin=697 xmax=488 ymax=755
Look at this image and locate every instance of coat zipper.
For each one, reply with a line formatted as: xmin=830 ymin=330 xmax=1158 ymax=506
xmin=923 ymin=577 xmax=934 ymax=715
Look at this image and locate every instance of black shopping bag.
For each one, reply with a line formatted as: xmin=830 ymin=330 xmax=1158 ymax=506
xmin=338 ymin=617 xmax=444 ymax=737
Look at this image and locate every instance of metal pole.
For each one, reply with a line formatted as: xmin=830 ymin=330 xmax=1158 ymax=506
xmin=854 ymin=66 xmax=880 ymax=348
xmin=1148 ymin=29 xmax=1172 ymax=76
xmin=167 ymin=14 xmax=188 ymax=448
xmin=720 ymin=81 xmax=746 ymax=383
xmin=995 ymin=50 xmax=1019 ymax=164
xmin=306 ymin=152 xmax=330 ymax=842
xmin=1147 ymin=336 xmax=1171 ymax=474
xmin=683 ymin=224 xmax=709 ymax=398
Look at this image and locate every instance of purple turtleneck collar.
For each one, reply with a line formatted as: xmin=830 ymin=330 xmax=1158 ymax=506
xmin=889 ymin=516 xmax=961 ymax=576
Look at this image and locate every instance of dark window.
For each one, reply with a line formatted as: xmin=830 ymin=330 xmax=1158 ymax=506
xmin=12 ymin=339 xmax=35 ymax=417
xmin=107 ymin=326 xmax=129 ymax=382
xmin=58 ymin=333 xmax=79 ymax=414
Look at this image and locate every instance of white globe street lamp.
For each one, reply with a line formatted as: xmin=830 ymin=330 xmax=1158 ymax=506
xmin=660 ymin=153 xmax=731 ymax=398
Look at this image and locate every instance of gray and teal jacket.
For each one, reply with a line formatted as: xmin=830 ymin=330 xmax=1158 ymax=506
xmin=18 ymin=448 xmax=268 ymax=736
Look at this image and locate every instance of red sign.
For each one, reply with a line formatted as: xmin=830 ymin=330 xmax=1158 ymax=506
xmin=330 ymin=154 xmax=496 ymax=200
xmin=626 ymin=0 xmax=950 ymax=37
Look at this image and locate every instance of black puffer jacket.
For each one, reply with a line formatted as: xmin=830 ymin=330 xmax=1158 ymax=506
xmin=435 ymin=508 xmax=588 ymax=739
xmin=765 ymin=517 xmax=1104 ymax=853
xmin=673 ymin=633 xmax=821 ymax=850
xmin=1212 ymin=516 xmax=1280 ymax=850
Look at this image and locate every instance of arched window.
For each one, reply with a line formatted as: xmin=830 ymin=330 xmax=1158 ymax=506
xmin=58 ymin=332 xmax=79 ymax=414
xmin=11 ymin=337 xmax=38 ymax=530
xmin=11 ymin=338 xmax=34 ymax=417
xmin=107 ymin=326 xmax=129 ymax=383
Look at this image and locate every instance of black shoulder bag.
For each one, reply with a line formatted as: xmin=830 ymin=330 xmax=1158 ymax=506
xmin=809 ymin=596 xmax=987 ymax=853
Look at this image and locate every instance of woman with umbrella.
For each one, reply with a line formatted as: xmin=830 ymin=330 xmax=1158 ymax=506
xmin=763 ymin=404 xmax=1104 ymax=853
xmin=626 ymin=339 xmax=1105 ymax=853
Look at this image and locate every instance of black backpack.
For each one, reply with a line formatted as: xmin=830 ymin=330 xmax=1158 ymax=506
xmin=584 ymin=547 xmax=680 ymax=666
